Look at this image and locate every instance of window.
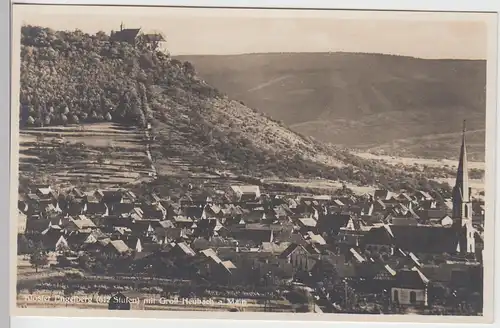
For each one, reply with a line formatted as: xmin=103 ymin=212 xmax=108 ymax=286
xmin=410 ymin=291 xmax=417 ymax=304
xmin=393 ymin=290 xmax=399 ymax=303
xmin=464 ymin=205 xmax=468 ymax=218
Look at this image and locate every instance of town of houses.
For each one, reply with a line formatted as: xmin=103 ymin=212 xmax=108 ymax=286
xmin=17 ymin=130 xmax=485 ymax=314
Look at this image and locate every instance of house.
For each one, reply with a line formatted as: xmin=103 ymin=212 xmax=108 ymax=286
xmin=242 ymin=209 xmax=266 ymax=223
xmin=305 ymin=231 xmax=326 ymax=245
xmin=18 ymin=196 xmax=30 ymax=214
xmin=215 ymin=260 xmax=238 ymax=284
xmin=65 ymin=216 xmax=97 ymax=233
xmin=195 ymin=248 xmax=222 ymax=275
xmin=18 ymin=210 xmax=28 ymax=234
xmin=86 ymin=201 xmax=109 ymax=217
xmin=25 ymin=217 xmax=51 ymax=235
xmin=316 ymin=213 xmax=351 ymax=236
xmin=361 ymin=203 xmax=374 ymax=216
xmin=141 ymin=203 xmax=167 ymax=221
xmin=362 ymin=224 xmax=463 ymax=255
xmin=205 ymin=204 xmax=222 ymax=218
xmin=35 ymin=186 xmax=57 ymax=200
xmin=230 ymin=185 xmax=261 ymax=202
xmin=66 ymin=232 xmax=98 ymax=250
xmin=129 ymin=207 xmax=144 ymax=221
xmin=69 ymin=188 xmax=86 ymax=199
xmin=356 ymin=263 xmax=397 ymax=293
xmin=391 ymin=267 xmax=429 ymax=307
xmin=172 ymin=216 xmax=194 ymax=229
xmin=94 ymin=189 xmax=123 ymax=204
xmin=111 ymin=226 xmax=133 ymax=239
xmin=110 ymin=24 xmax=142 ymax=46
xmin=104 ymin=240 xmax=130 ymax=256
xmin=230 ymin=224 xmax=279 ymax=245
xmin=389 ymin=216 xmax=419 ymax=226
xmin=153 ymin=227 xmax=185 ymax=244
xmin=373 ymin=200 xmax=387 ymax=212
xmin=41 ymin=231 xmax=69 ymax=253
xmin=185 ymin=206 xmax=207 ymax=221
xmin=123 ymin=236 xmax=143 ymax=253
xmin=349 ymin=248 xmax=366 ymax=264
xmin=279 ymin=243 xmax=316 ymax=271
xmin=440 ymin=215 xmax=454 ymax=228
xmin=122 ymin=190 xmax=137 ymax=204
xmin=398 ymin=193 xmax=413 ymax=203
xmin=408 ymin=252 xmax=423 ymax=268
xmin=46 ymin=201 xmax=63 ymax=214
xmin=415 ymin=191 xmax=434 ymax=202
xmin=110 ymin=203 xmax=135 ymax=217
xmin=132 ymin=220 xmax=161 ymax=238
xmin=170 ymin=242 xmax=196 ymax=258
xmin=273 ymin=205 xmax=293 ymax=220
xmin=198 ymin=248 xmax=222 ymax=262
xmin=374 ymin=190 xmax=394 ymax=201
xmin=259 ymin=242 xmax=292 ymax=255
xmin=65 ymin=199 xmax=86 ymax=216
xmin=297 ymin=217 xmax=317 ymax=231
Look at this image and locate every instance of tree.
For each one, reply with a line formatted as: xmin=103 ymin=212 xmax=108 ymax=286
xmin=57 ymin=254 xmax=71 ymax=267
xmin=30 ymin=247 xmax=49 ymax=273
xmin=17 ymin=235 xmax=34 ymax=255
xmin=311 ymin=259 xmax=340 ymax=291
xmin=78 ymin=253 xmax=92 ymax=271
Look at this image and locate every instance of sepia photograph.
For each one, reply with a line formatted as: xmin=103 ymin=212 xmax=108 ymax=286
xmin=10 ymin=4 xmax=497 ymax=322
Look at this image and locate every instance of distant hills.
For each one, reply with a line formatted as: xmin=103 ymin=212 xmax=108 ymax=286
xmin=176 ymin=53 xmax=487 ymax=161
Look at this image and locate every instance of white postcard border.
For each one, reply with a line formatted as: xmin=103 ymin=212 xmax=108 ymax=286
xmin=5 ymin=0 xmax=500 ymax=327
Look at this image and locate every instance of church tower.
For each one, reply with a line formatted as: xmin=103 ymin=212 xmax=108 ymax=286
xmin=452 ymin=120 xmax=475 ymax=254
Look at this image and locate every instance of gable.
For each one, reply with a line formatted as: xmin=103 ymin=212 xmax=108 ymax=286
xmin=55 ymin=235 xmax=68 ymax=248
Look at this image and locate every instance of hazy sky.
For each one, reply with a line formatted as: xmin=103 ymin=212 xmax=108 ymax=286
xmin=13 ymin=5 xmax=493 ymax=59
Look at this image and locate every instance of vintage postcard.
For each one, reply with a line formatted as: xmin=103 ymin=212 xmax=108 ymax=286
xmin=10 ymin=4 xmax=497 ymax=323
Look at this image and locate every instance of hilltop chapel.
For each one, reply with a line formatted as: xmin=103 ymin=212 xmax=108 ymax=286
xmin=452 ymin=120 xmax=476 ymax=255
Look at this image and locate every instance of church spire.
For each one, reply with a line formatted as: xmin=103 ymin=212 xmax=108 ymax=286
xmin=452 ymin=120 xmax=471 ymax=219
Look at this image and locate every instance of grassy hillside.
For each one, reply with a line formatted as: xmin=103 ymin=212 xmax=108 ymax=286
xmin=18 ymin=26 xmax=455 ymax=196
xmin=176 ymin=53 xmax=487 ymax=161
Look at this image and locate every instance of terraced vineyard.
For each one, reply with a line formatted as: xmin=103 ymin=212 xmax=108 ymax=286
xmin=18 ymin=123 xmax=156 ymax=188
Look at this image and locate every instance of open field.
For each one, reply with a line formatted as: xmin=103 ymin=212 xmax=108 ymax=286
xmin=355 ymin=152 xmax=485 ymax=196
xmin=355 ymin=152 xmax=485 ymax=171
xmin=359 ymin=129 xmax=486 ymax=162
xmin=18 ymin=123 xmax=155 ymax=188
xmin=266 ymin=150 xmax=486 ymax=197
xmin=264 ymin=178 xmax=376 ymax=195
